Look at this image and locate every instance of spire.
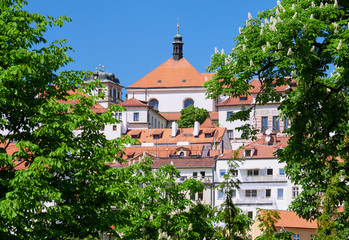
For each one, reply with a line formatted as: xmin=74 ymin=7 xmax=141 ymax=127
xmin=172 ymin=22 xmax=183 ymax=60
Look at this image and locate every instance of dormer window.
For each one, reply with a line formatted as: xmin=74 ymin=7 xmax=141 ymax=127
xmin=158 ymin=80 xmax=162 ymax=83
xmin=182 ymin=79 xmax=186 ymax=82
xmin=239 ymin=96 xmax=247 ymax=101
xmin=130 ymin=130 xmax=142 ymax=139
xmin=289 ymin=82 xmax=296 ymax=88
xmin=203 ymin=129 xmax=215 ymax=138
xmin=245 ymin=148 xmax=256 ymax=158
xmin=152 ymin=130 xmax=163 ymax=139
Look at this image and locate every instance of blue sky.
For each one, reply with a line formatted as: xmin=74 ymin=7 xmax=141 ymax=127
xmin=25 ymin=0 xmax=277 ymax=88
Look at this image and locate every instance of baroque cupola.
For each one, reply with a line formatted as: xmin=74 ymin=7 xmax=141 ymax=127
xmin=172 ymin=25 xmax=183 ymax=60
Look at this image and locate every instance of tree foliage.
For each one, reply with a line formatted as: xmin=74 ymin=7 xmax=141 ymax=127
xmin=205 ymin=0 xmax=349 ymax=237
xmin=0 ymin=1 xmax=215 ymax=239
xmin=214 ymin=158 xmax=252 ymax=240
xmin=177 ymin=105 xmax=209 ymax=128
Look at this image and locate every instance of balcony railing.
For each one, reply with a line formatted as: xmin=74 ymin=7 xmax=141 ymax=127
xmin=242 ymin=175 xmax=287 ymax=182
xmin=234 ymin=197 xmax=274 ymax=205
xmin=176 ymin=175 xmax=213 ymax=183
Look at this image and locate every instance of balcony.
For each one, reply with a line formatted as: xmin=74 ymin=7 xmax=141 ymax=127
xmin=242 ymin=175 xmax=287 ymax=183
xmin=234 ymin=197 xmax=274 ymax=205
xmin=176 ymin=175 xmax=213 ymax=184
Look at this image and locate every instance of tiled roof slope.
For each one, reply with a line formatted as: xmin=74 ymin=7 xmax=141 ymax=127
xmin=218 ymin=136 xmax=289 ymax=159
xmin=119 ymin=97 xmax=149 ymax=107
xmin=200 ymin=118 xmax=216 ymax=128
xmin=259 ymin=210 xmax=317 ymax=229
xmin=127 ymin=57 xmax=209 ymax=89
xmin=109 ymin=157 xmax=215 ymax=169
xmin=160 ymin=112 xmax=219 ymax=121
xmin=126 ymin=127 xmax=226 ymax=145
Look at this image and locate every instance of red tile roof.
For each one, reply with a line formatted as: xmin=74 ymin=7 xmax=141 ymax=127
xmin=218 ymin=136 xmax=289 ymax=159
xmin=160 ymin=112 xmax=219 ymax=121
xmin=200 ymin=118 xmax=217 ymax=128
xmin=258 ymin=210 xmax=317 ymax=229
xmin=109 ymin=156 xmax=215 ymax=169
xmin=217 ymin=94 xmax=254 ymax=106
xmin=127 ymin=57 xmax=208 ymax=89
xmin=119 ymin=98 xmax=149 ymax=107
xmin=126 ymin=127 xmax=226 ymax=145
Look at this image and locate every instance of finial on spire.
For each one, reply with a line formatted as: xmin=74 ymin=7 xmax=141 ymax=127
xmin=102 ymin=64 xmax=105 ymax=71
xmin=98 ymin=64 xmax=101 ymax=71
xmin=173 ymin=19 xmax=183 ymax=60
xmin=177 ymin=17 xmax=179 ymax=34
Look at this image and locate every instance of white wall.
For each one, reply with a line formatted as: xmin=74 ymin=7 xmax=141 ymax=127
xmin=129 ymin=88 xmax=216 ymax=112
xmin=214 ymin=158 xmax=298 ymax=219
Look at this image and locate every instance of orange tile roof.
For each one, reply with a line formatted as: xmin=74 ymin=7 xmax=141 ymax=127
xmin=109 ymin=156 xmax=215 ymax=169
xmin=258 ymin=210 xmax=317 ymax=229
xmin=160 ymin=112 xmax=219 ymax=121
xmin=119 ymin=98 xmax=149 ymax=107
xmin=217 ymin=94 xmax=254 ymax=106
xmin=127 ymin=57 xmax=207 ymax=89
xmin=249 ymin=78 xmax=296 ymax=94
xmin=200 ymin=118 xmax=217 ymax=128
xmin=126 ymin=127 xmax=226 ymax=145
xmin=218 ymin=136 xmax=289 ymax=159
xmin=122 ymin=145 xmax=205 ymax=159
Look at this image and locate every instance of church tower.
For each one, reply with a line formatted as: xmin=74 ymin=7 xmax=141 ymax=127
xmin=172 ymin=25 xmax=183 ymax=60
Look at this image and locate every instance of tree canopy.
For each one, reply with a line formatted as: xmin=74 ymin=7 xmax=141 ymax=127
xmin=177 ymin=105 xmax=209 ymax=128
xmin=0 ymin=1 xmax=215 ymax=239
xmin=205 ymin=0 xmax=349 ymax=237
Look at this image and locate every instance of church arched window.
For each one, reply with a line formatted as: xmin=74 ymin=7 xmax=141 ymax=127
xmin=149 ymin=99 xmax=159 ymax=111
xmin=183 ymin=98 xmax=194 ymax=108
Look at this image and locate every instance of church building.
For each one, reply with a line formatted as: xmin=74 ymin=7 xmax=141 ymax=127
xmin=126 ymin=26 xmax=216 ymax=114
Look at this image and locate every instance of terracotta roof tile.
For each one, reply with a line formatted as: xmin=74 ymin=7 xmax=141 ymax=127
xmin=119 ymin=98 xmax=149 ymax=107
xmin=201 ymin=118 xmax=217 ymax=128
xmin=259 ymin=210 xmax=317 ymax=229
xmin=127 ymin=58 xmax=207 ymax=89
xmin=160 ymin=112 xmax=219 ymax=121
xmin=126 ymin=127 xmax=226 ymax=145
xmin=218 ymin=136 xmax=289 ymax=159
xmin=217 ymin=94 xmax=254 ymax=106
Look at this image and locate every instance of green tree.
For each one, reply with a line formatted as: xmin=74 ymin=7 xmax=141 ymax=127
xmin=110 ymin=157 xmax=215 ymax=240
xmin=0 ymin=1 xmax=215 ymax=239
xmin=205 ymin=0 xmax=349 ymax=237
xmin=214 ymin=158 xmax=252 ymax=240
xmin=177 ymin=105 xmax=209 ymax=128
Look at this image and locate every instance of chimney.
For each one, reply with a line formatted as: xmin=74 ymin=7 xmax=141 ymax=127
xmin=121 ymin=112 xmax=128 ymax=134
xmin=172 ymin=121 xmax=178 ymax=137
xmin=193 ymin=121 xmax=200 ymax=137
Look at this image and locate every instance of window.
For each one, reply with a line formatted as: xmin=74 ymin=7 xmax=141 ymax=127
xmin=157 ymin=80 xmax=162 ymax=83
xmin=98 ymin=89 xmax=103 ymax=95
xmin=100 ymin=125 xmax=105 ymax=131
xmin=292 ymin=186 xmax=299 ymax=198
xmin=133 ymin=112 xmax=139 ymax=121
xmin=200 ymin=171 xmax=205 ymax=177
xmin=232 ymin=170 xmax=238 ymax=177
xmin=273 ymin=116 xmax=280 ymax=131
xmin=245 ymin=149 xmax=252 ymax=157
xmin=293 ymin=234 xmax=300 ymax=240
xmin=246 ymin=190 xmax=257 ymax=197
xmin=148 ymin=99 xmax=159 ymax=111
xmin=109 ymin=89 xmax=112 ymax=96
xmin=153 ymin=135 xmax=160 ymax=139
xmin=190 ymin=194 xmax=195 ymax=200
xmin=179 ymin=152 xmax=184 ymax=157
xmin=198 ymin=192 xmax=203 ymax=200
xmin=227 ymin=111 xmax=233 ymax=120
xmin=266 ymin=189 xmax=271 ymax=198
xmin=267 ymin=169 xmax=273 ymax=175
xmin=220 ymin=169 xmax=226 ymax=177
xmin=247 ymin=169 xmax=259 ymax=176
xmin=205 ymin=133 xmax=212 ymax=138
xmin=112 ymin=125 xmax=117 ymax=131
xmin=193 ymin=172 xmax=197 ymax=178
xmin=239 ymin=96 xmax=247 ymax=101
xmin=277 ymin=188 xmax=284 ymax=199
xmin=227 ymin=130 xmax=234 ymax=139
xmin=262 ymin=116 xmax=268 ymax=131
xmin=279 ymin=168 xmax=285 ymax=175
xmin=284 ymin=117 xmax=289 ymax=130
xmin=247 ymin=211 xmax=253 ymax=219
xmin=184 ymin=98 xmax=194 ymax=108
xmin=115 ymin=112 xmax=122 ymax=121
xmin=232 ymin=189 xmax=236 ymax=198
xmin=218 ymin=190 xmax=224 ymax=199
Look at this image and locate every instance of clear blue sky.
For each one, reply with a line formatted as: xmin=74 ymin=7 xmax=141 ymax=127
xmin=25 ymin=0 xmax=277 ymax=88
